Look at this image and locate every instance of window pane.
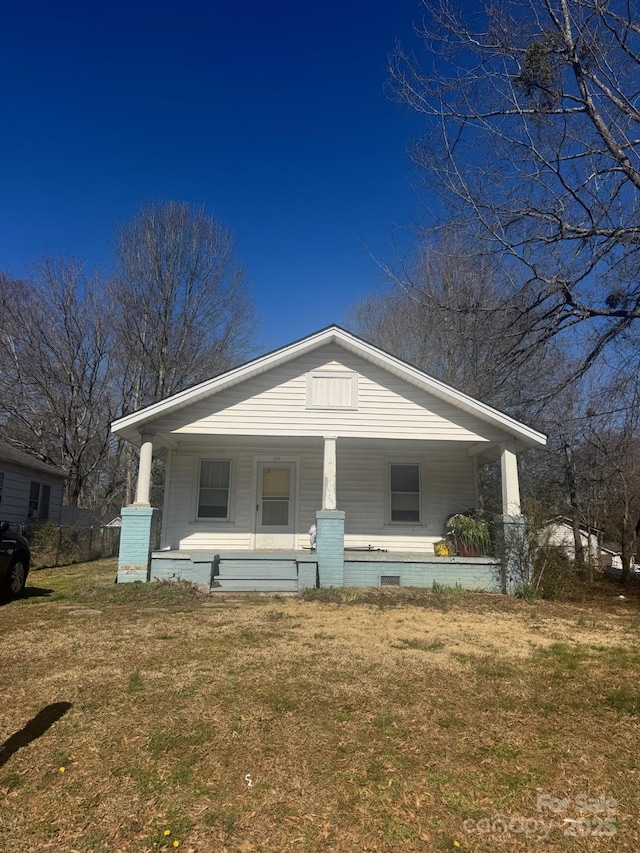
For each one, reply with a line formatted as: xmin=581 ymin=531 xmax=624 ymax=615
xmin=392 ymin=493 xmax=420 ymax=512
xmin=198 ymin=461 xmax=230 ymax=519
xmin=391 ymin=508 xmax=420 ymax=522
xmin=262 ymin=467 xmax=290 ymax=498
xmin=262 ymin=499 xmax=289 ymax=526
xmin=200 ymin=460 xmax=230 ymax=488
xmin=28 ymin=481 xmax=40 ymax=518
xmin=40 ymin=485 xmax=51 ymax=520
xmin=390 ymin=465 xmax=419 ymax=492
xmin=391 ymin=493 xmax=420 ymax=522
xmin=390 ymin=464 xmax=420 ymax=523
xmin=198 ymin=488 xmax=229 ymax=518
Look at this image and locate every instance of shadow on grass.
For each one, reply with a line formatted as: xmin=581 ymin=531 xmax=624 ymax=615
xmin=0 ymin=586 xmax=55 ymax=606
xmin=21 ymin=586 xmax=55 ymax=600
xmin=0 ymin=702 xmax=72 ymax=769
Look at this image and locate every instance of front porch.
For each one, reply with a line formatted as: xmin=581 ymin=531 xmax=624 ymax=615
xmin=149 ymin=548 xmax=501 ymax=593
xmin=116 ymin=434 xmax=523 ymax=592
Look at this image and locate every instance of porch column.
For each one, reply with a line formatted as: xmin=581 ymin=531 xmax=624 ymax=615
xmin=497 ymin=444 xmax=528 ymax=593
xmin=316 ymin=435 xmax=344 ymax=587
xmin=134 ymin=433 xmax=154 ymax=506
xmin=500 ymin=446 xmax=521 ymax=516
xmin=118 ymin=431 xmax=157 ymax=583
xmin=322 ymin=436 xmax=337 ymax=510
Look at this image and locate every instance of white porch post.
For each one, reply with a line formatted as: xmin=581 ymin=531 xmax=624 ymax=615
xmin=322 ymin=435 xmax=337 ymax=510
xmin=118 ymin=431 xmax=157 ymax=583
xmin=498 ymin=443 xmax=528 ymax=593
xmin=316 ymin=435 xmax=344 ymax=587
xmin=134 ymin=433 xmax=154 ymax=506
xmin=500 ymin=446 xmax=521 ymax=516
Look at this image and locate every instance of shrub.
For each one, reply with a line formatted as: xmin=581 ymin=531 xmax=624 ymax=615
xmin=531 ymin=545 xmax=575 ymax=600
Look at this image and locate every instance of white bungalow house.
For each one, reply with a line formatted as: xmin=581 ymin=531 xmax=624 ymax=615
xmin=111 ymin=326 xmax=546 ymax=592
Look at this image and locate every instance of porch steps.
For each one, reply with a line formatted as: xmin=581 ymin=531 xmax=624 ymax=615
xmin=212 ymin=553 xmax=318 ymax=593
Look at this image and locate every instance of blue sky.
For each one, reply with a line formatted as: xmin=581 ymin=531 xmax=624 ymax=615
xmin=2 ymin=1 xmax=428 ymax=350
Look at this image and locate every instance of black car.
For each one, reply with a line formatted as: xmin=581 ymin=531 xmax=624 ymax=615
xmin=0 ymin=520 xmax=30 ymax=601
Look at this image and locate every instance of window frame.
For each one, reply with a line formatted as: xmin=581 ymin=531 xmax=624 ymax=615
xmin=194 ymin=458 xmax=235 ymax=523
xmin=386 ymin=461 xmax=423 ymax=526
xmin=305 ymin=370 xmax=359 ymax=410
xmin=28 ymin=481 xmax=51 ymax=521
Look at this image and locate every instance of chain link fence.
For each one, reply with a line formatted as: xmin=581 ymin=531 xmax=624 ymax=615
xmin=20 ymin=521 xmax=121 ymax=569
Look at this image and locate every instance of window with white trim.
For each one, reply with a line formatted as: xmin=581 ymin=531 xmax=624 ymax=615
xmin=197 ymin=460 xmax=232 ymax=520
xmin=306 ymin=371 xmax=358 ymax=409
xmin=28 ymin=481 xmax=51 ymax=520
xmin=389 ymin=463 xmax=421 ymax=524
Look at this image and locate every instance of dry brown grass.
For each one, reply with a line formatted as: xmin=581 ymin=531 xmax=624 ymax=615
xmin=1 ymin=561 xmax=639 ymax=851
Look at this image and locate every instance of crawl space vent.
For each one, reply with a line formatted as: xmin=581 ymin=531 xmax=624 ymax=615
xmin=380 ymin=575 xmax=401 ymax=587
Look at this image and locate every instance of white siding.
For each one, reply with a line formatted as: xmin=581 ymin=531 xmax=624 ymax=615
xmin=152 ymin=345 xmax=504 ymax=443
xmin=338 ymin=444 xmax=476 ymax=550
xmin=539 ymin=523 xmax=599 ymax=562
xmin=162 ymin=440 xmax=475 ymax=554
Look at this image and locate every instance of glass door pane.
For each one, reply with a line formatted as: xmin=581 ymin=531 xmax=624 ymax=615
xmin=261 ymin=466 xmax=291 ymax=527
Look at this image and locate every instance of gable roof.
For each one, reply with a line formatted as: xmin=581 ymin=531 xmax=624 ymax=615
xmin=543 ymin=517 xmax=602 ymax=535
xmin=0 ymin=440 xmax=67 ymax=480
xmin=111 ymin=325 xmax=547 ymax=449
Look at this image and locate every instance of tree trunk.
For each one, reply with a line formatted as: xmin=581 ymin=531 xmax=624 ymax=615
xmin=564 ymin=444 xmax=585 ymax=570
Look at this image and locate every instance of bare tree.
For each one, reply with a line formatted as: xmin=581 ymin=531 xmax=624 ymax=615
xmin=111 ymin=201 xmax=256 ymax=412
xmin=0 ymin=260 xmax=116 ymax=506
xmin=391 ymin=0 xmax=640 ymax=379
xmin=578 ymin=377 xmax=640 ymax=584
xmin=349 ymin=233 xmax=563 ymax=411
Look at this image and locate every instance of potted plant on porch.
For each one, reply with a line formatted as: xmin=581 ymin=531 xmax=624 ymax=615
xmin=446 ymin=512 xmax=492 ymax=557
xmin=433 ymin=539 xmax=454 ymax=557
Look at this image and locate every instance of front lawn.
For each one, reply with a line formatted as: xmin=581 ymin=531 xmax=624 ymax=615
xmin=1 ymin=561 xmax=639 ymax=851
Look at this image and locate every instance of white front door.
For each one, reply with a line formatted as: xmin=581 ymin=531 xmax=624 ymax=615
xmin=255 ymin=462 xmax=297 ymax=549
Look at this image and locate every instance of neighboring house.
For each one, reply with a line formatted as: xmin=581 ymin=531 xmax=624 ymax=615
xmin=111 ymin=325 xmax=547 ymax=591
xmin=600 ymin=545 xmax=638 ymax=577
xmin=538 ymin=517 xmax=601 ymax=566
xmin=0 ymin=441 xmax=65 ymax=525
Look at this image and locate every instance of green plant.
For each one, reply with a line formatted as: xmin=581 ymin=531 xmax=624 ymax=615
xmin=531 ymin=545 xmax=574 ymax=600
xmin=446 ymin=513 xmax=491 ymax=555
xmin=606 ymin=688 xmax=640 ymax=716
xmin=128 ymin=669 xmax=144 ymax=693
xmin=514 ymin=582 xmax=540 ymax=602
